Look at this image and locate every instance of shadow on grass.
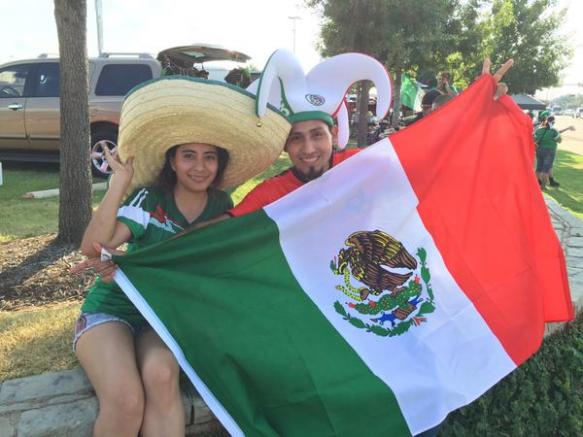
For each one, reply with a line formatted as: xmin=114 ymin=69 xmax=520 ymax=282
xmin=0 ymin=238 xmax=76 ymax=303
xmin=0 ymin=161 xmax=60 ymax=173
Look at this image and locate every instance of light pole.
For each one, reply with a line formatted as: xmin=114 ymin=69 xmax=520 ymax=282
xmin=288 ymin=15 xmax=300 ymax=53
xmin=95 ymin=0 xmax=103 ymax=55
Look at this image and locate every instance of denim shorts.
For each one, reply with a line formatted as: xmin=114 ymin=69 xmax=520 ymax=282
xmin=536 ymin=147 xmax=556 ymax=173
xmin=73 ymin=312 xmax=150 ymax=351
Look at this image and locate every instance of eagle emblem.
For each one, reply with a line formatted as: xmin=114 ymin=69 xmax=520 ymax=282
xmin=330 ymin=230 xmax=436 ymax=337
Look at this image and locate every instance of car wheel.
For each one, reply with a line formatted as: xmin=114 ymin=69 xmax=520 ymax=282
xmin=90 ymin=128 xmax=118 ymax=177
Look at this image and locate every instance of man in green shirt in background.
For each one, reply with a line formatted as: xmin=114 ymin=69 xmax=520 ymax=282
xmin=534 ymin=111 xmax=561 ymax=190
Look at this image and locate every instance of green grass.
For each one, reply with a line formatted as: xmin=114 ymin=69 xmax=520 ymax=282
xmin=0 ymin=302 xmax=80 ymax=382
xmin=544 ymin=149 xmax=583 ymax=220
xmin=0 ymin=165 xmax=104 ymax=242
xmin=229 ymin=153 xmax=291 ymax=204
xmin=0 ymin=156 xmax=292 ymax=243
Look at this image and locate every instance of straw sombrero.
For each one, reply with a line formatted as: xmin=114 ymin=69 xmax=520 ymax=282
xmin=116 ymin=76 xmax=291 ymax=193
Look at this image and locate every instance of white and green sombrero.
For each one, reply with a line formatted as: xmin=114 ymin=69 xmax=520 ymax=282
xmin=249 ymin=49 xmax=392 ymax=148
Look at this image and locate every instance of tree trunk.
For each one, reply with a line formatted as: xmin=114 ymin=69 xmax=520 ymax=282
xmin=356 ymin=81 xmax=371 ymax=147
xmin=54 ymin=0 xmax=92 ymax=245
xmin=391 ymin=68 xmax=402 ymax=128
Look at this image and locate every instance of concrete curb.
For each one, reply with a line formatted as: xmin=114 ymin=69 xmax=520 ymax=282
xmin=22 ymin=183 xmax=107 ymax=199
xmin=0 ymin=368 xmax=222 ymax=436
xmin=545 ymin=198 xmax=583 ymax=311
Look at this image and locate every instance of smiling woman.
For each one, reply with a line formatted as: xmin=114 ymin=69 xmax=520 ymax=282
xmin=70 ymin=75 xmax=290 ymax=436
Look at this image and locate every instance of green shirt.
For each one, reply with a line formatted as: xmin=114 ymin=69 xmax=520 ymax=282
xmin=81 ymin=186 xmax=233 ymax=323
xmin=534 ymin=126 xmax=561 ymax=151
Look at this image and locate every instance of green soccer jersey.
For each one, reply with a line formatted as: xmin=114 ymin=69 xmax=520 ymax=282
xmin=534 ymin=126 xmax=561 ymax=151
xmin=81 ymin=186 xmax=233 ymax=323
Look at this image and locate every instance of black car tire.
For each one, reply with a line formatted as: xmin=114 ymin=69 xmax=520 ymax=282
xmin=90 ymin=128 xmax=118 ymax=177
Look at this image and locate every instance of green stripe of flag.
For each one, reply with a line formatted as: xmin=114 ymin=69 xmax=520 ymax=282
xmin=116 ymin=210 xmax=411 ymax=436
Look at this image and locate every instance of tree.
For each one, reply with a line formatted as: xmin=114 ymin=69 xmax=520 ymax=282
xmin=488 ymin=0 xmax=570 ymax=94
xmin=447 ymin=0 xmax=571 ymax=94
xmin=307 ymin=0 xmax=462 ymax=129
xmin=308 ymin=0 xmax=390 ymax=144
xmin=375 ymin=0 xmax=461 ymax=126
xmin=423 ymin=0 xmax=485 ymax=90
xmin=54 ymin=0 xmax=92 ymax=245
xmin=308 ymin=0 xmax=570 ymax=130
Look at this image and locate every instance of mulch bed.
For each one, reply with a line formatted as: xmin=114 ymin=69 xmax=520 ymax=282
xmin=0 ymin=234 xmax=96 ymax=311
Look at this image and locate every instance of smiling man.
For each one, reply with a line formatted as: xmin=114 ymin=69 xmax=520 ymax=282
xmin=228 ymin=118 xmax=358 ymax=217
xmin=286 ymin=120 xmax=334 ymax=180
xmin=224 ymin=49 xmax=392 ymax=216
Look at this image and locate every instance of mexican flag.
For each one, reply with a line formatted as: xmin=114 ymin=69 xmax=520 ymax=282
xmin=114 ymin=75 xmax=573 ymax=436
xmin=400 ymin=73 xmax=423 ymax=111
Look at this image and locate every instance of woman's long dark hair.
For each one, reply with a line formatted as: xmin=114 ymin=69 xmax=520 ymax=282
xmin=156 ymin=144 xmax=230 ymax=192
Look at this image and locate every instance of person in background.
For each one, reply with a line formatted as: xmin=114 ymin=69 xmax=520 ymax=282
xmin=432 ymin=93 xmax=454 ymax=111
xmin=534 ymin=110 xmax=561 ymax=190
xmin=401 ymin=88 xmax=442 ymax=126
xmin=436 ymin=71 xmax=458 ymax=96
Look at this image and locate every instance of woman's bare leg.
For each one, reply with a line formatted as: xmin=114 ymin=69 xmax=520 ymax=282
xmin=76 ymin=322 xmax=144 ymax=437
xmin=136 ymin=329 xmax=185 ymax=437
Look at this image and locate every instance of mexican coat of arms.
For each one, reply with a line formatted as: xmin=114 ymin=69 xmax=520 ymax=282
xmin=330 ymin=230 xmax=436 ymax=337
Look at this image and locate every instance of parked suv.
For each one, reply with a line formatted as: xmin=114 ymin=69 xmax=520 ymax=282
xmin=0 ymin=53 xmax=160 ymax=175
xmin=0 ymin=45 xmax=254 ymax=176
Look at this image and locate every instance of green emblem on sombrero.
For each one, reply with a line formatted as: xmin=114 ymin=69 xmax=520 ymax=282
xmin=305 ymin=94 xmax=325 ymax=106
xmin=252 ymin=49 xmax=392 ymax=143
xmin=330 ymin=230 xmax=436 ymax=337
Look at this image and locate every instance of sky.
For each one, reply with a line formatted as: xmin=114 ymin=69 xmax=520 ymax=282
xmin=0 ymin=0 xmax=322 ymax=71
xmin=535 ymin=0 xmax=583 ymax=100
xmin=0 ymin=0 xmax=581 ymax=100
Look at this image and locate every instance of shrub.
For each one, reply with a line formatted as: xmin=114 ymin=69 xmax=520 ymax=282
xmin=441 ymin=312 xmax=582 ymax=437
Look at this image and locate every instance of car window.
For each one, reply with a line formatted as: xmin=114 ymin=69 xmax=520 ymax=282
xmin=34 ymin=62 xmax=60 ymax=97
xmin=0 ymin=64 xmax=31 ymax=98
xmin=95 ymin=64 xmax=153 ymax=96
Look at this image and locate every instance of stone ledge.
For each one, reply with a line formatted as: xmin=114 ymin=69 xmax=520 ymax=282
xmin=546 ymin=198 xmax=583 ymax=232
xmin=545 ymin=198 xmax=583 ymax=314
xmin=0 ymin=368 xmax=222 ymax=437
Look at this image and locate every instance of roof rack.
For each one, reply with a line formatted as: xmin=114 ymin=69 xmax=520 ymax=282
xmin=98 ymin=52 xmax=154 ymax=59
xmin=37 ymin=53 xmax=59 ymax=58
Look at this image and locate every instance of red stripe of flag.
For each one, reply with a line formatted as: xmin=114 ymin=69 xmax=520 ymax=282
xmin=391 ymin=76 xmax=573 ymax=365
